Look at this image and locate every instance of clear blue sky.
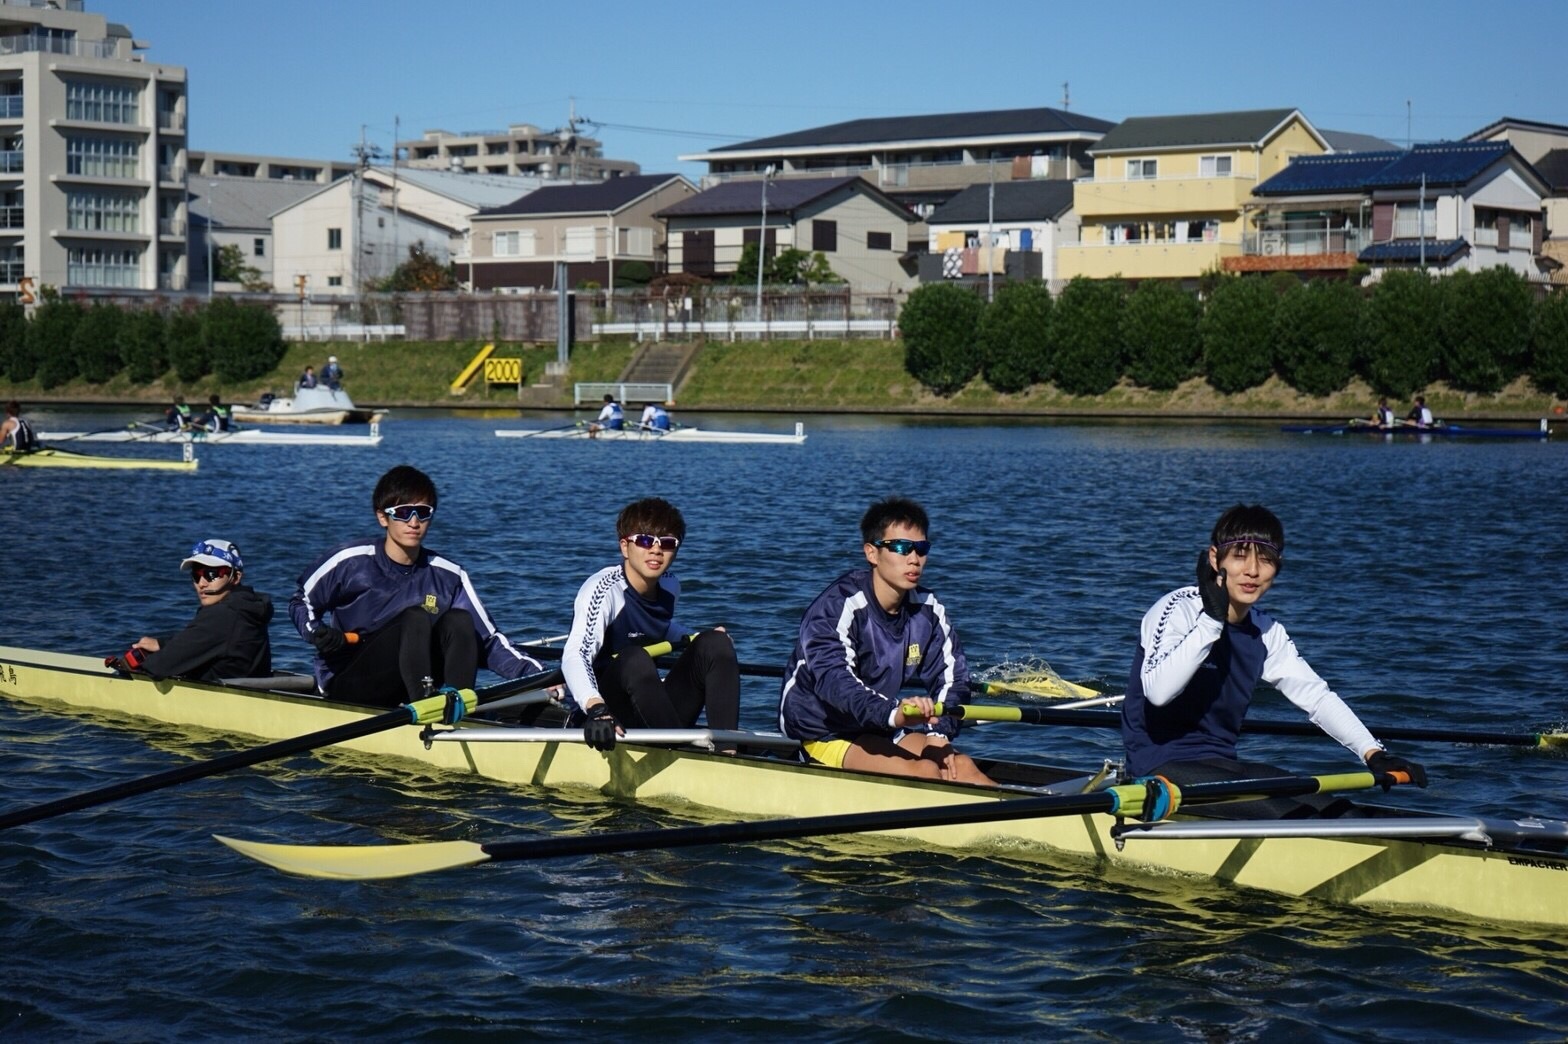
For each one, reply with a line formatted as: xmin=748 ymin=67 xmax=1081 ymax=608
xmin=127 ymin=0 xmax=1568 ymax=177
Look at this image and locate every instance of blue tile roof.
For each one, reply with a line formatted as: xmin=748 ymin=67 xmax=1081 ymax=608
xmin=1358 ymin=238 xmax=1469 ymax=263
xmin=1256 ymin=141 xmax=1516 ymax=196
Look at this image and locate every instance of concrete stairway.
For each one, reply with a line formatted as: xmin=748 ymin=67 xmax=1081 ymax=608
xmin=620 ymin=342 xmax=702 ymax=398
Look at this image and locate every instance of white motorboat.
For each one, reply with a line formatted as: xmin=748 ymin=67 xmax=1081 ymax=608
xmin=232 ymin=385 xmax=386 ymax=426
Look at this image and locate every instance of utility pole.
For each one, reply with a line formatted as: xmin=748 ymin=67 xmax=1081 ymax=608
xmin=1062 ymin=81 xmax=1070 ymax=111
xmin=349 ymin=126 xmax=386 ymax=299
xmin=986 ymin=159 xmax=996 ymax=303
xmin=1418 ymin=172 xmax=1427 ymax=270
xmin=755 ymin=165 xmax=773 ymax=334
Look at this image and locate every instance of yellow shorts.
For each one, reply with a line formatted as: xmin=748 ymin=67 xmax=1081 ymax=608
xmin=802 ymin=738 xmax=853 ymax=768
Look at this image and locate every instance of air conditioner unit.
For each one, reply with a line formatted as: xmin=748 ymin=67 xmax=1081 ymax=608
xmin=1261 ymin=233 xmax=1282 ymax=256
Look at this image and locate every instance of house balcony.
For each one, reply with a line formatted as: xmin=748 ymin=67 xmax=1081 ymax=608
xmin=0 ymin=150 xmax=21 ymax=174
xmin=1073 ymin=173 xmax=1257 ymax=218
xmin=0 ymin=204 xmax=22 ymax=228
xmin=0 ymin=96 xmax=21 ymax=121
xmin=1059 ymin=238 xmax=1241 ymax=280
xmin=157 ymin=164 xmax=185 ymax=184
xmin=158 ymin=217 xmax=185 ymax=237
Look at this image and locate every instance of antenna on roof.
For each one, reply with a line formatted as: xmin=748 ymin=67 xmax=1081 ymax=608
xmin=1406 ymin=99 xmax=1412 ymax=148
xmin=1062 ymin=81 xmax=1070 ymax=111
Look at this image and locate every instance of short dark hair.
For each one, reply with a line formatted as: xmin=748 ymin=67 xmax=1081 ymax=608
xmin=4 ymin=400 xmax=18 ymax=417
xmin=603 ymin=393 xmax=615 ymax=403
xmin=1210 ymin=504 xmax=1284 ymax=565
xmin=373 ymin=465 xmax=438 ymax=512
xmin=861 ymin=496 xmax=929 ymax=545
xmin=209 ymin=393 xmax=221 ymax=406
xmin=617 ymin=497 xmax=685 ymax=541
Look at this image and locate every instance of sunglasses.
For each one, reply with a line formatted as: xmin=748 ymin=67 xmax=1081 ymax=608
xmin=872 ymin=538 xmax=931 ymax=556
xmin=383 ymin=504 xmax=435 ymax=523
xmin=628 ymin=533 xmax=680 ymax=552
xmin=190 ymin=565 xmax=233 ymax=583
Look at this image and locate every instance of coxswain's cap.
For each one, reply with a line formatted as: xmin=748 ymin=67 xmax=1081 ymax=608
xmin=180 ymin=538 xmax=244 ymax=572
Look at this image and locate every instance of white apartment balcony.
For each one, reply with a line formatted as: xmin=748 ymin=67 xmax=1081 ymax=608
xmin=0 ymin=149 xmax=19 ymax=173
xmin=0 ymin=31 xmax=114 ymax=60
xmin=0 ymin=96 xmax=20 ymax=120
xmin=1 ymin=0 xmax=86 ymax=10
xmin=0 ymin=260 xmax=24 ymax=282
xmin=0 ymin=203 xmax=21 ymax=228
xmin=158 ymin=217 xmax=184 ymax=236
xmin=157 ymin=111 xmax=184 ymax=134
xmin=157 ymin=164 xmax=184 ymax=184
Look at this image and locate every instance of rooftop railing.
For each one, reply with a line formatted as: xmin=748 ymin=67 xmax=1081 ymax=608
xmin=2 ymin=0 xmax=86 ymax=10
xmin=0 ymin=32 xmax=115 ymax=59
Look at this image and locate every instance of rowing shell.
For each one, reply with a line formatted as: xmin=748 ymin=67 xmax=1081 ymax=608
xmin=1281 ymin=421 xmax=1551 ymax=439
xmin=1 ymin=643 xmax=1563 ymax=926
xmin=41 ymin=428 xmax=382 ymax=447
xmin=1 ymin=448 xmax=197 ymax=471
xmin=496 ymin=422 xmax=806 ymax=445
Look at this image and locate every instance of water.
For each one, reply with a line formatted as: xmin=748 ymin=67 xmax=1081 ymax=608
xmin=3 ymin=410 xmax=1566 ymax=1040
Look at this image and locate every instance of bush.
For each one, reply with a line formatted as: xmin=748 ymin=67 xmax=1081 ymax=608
xmin=120 ymin=309 xmax=169 ymax=384
xmin=1200 ymin=276 xmax=1276 ymax=393
xmin=72 ymin=302 xmax=126 ymax=383
xmin=1272 ymin=279 xmax=1361 ymax=396
xmin=0 ymin=300 xmax=25 ymax=381
xmin=1361 ymin=270 xmax=1440 ymax=398
xmin=167 ymin=306 xmax=209 ymax=383
xmin=205 ymin=298 xmax=286 ymax=383
xmin=29 ymin=299 xmax=85 ymax=389
xmin=1048 ymin=277 xmax=1124 ymax=395
xmin=900 ymin=283 xmax=984 ymax=395
xmin=614 ymin=260 xmax=653 ymax=288
xmin=1438 ymin=267 xmax=1533 ymax=393
xmin=1531 ymin=289 xmax=1568 ymax=398
xmin=1123 ymin=282 xmax=1201 ymax=390
xmin=977 ymin=281 xmax=1051 ymax=393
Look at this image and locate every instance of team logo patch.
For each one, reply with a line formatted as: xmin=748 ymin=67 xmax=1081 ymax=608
xmin=905 ymin=643 xmax=920 ymax=666
xmin=423 ymin=594 xmax=439 ymax=614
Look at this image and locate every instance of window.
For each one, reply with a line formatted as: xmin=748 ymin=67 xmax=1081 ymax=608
xmin=327 ymin=275 xmax=343 ymax=287
xmin=65 ymin=81 xmax=139 ymax=125
xmin=67 ymin=190 xmax=139 ymax=232
xmin=1393 ymin=201 xmax=1436 ymax=239
xmin=565 ymin=226 xmax=596 ymax=256
xmin=492 ymin=230 xmax=536 ymax=257
xmin=327 ymin=227 xmax=342 ymax=250
xmin=812 ymin=219 xmax=837 ymax=252
xmin=66 ymin=137 xmax=139 ymax=178
xmin=253 ymin=238 xmax=265 ymax=257
xmin=1126 ymin=159 xmax=1157 ymax=180
xmin=1199 ymin=155 xmax=1232 ymax=178
xmin=618 ymin=226 xmax=653 ymax=257
xmin=867 ymin=231 xmax=892 ymax=251
xmin=67 ymin=246 xmax=140 ymax=287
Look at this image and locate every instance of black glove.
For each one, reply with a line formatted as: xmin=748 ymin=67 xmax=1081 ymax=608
xmin=310 ymin=625 xmax=347 ymax=657
xmin=1196 ymin=550 xmax=1229 ymax=623
xmin=583 ymin=703 xmax=619 ymax=752
xmin=1367 ymin=750 xmax=1428 ymax=789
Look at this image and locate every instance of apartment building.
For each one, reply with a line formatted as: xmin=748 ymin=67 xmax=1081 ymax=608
xmin=187 ymin=149 xmax=354 ymax=184
xmin=398 ymin=123 xmax=639 ymax=182
xmin=0 ymin=0 xmax=187 ymax=293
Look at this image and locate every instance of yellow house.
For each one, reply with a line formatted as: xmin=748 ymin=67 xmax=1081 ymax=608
xmin=1060 ymin=108 xmax=1330 ymax=283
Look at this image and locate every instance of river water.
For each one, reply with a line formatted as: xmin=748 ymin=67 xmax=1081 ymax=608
xmin=2 ymin=408 xmax=1565 ymax=1041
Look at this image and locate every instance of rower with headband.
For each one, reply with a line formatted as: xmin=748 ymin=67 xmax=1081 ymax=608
xmin=1120 ymin=503 xmax=1426 ymax=819
xmin=107 ymin=537 xmax=273 ymax=682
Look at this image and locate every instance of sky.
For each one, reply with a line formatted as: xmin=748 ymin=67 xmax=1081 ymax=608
xmin=121 ymin=0 xmax=1568 ymax=179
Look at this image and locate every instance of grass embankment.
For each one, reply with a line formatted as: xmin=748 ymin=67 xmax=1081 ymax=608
xmin=5 ymin=338 xmax=1562 ymax=419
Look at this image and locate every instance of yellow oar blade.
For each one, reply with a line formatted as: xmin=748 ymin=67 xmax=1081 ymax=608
xmin=975 ymin=657 xmax=1098 ymax=699
xmin=214 ymin=834 xmax=490 ymax=880
xmin=1541 ymin=732 xmax=1568 ymax=750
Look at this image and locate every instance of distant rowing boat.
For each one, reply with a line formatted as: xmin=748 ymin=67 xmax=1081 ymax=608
xmin=1 ymin=447 xmax=197 ymax=471
xmin=40 ymin=427 xmax=382 ymax=447
xmin=1281 ymin=420 xmax=1552 ymax=440
xmin=497 ymin=422 xmax=807 ymax=445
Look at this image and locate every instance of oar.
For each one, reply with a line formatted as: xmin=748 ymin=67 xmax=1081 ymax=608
xmin=0 ymin=666 xmax=564 ymax=832
xmin=926 ymin=703 xmax=1568 ymax=750
xmin=214 ymin=769 xmax=1399 ymax=880
xmin=517 ymin=421 xmax=587 ymax=438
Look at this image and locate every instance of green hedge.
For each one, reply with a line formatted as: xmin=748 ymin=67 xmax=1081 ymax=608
xmin=1200 ymin=276 xmax=1276 ymax=393
xmin=1123 ymin=281 xmax=1201 ymax=390
xmin=901 ymin=282 xmax=984 ymax=396
xmin=1048 ymin=276 xmax=1124 ymax=395
xmin=977 ymin=281 xmax=1051 ymax=393
xmin=1273 ymin=278 xmax=1360 ymax=396
xmin=1361 ymin=270 xmax=1439 ymax=398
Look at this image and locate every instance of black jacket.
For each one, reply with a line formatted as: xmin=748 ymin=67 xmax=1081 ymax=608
xmin=139 ymin=585 xmax=274 ymax=682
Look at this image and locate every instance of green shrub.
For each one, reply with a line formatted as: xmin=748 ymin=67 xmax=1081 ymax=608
xmin=1530 ymin=289 xmax=1568 ymax=398
xmin=1438 ymin=267 xmax=1533 ymax=393
xmin=615 ymin=260 xmax=653 ymax=288
xmin=72 ymin=302 xmax=126 ymax=383
xmin=0 ymin=300 xmax=25 ymax=381
xmin=1273 ymin=279 xmax=1361 ymax=396
xmin=1361 ymin=270 xmax=1439 ymax=398
xmin=120 ymin=309 xmax=169 ymax=384
xmin=1048 ymin=277 xmax=1124 ymax=395
xmin=1123 ymin=281 xmax=1201 ymax=390
xmin=1200 ymin=276 xmax=1276 ymax=393
xmin=900 ymin=282 xmax=984 ymax=395
xmin=977 ymin=281 xmax=1051 ymax=393
xmin=29 ymin=299 xmax=85 ymax=389
xmin=167 ymin=306 xmax=209 ymax=383
xmin=204 ymin=297 xmax=286 ymax=382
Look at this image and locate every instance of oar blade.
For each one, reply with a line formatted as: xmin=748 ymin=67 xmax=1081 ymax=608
xmin=1539 ymin=732 xmax=1568 ymax=751
xmin=215 ymin=834 xmax=490 ymax=880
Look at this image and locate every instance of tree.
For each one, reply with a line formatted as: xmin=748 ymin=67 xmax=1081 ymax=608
xmin=29 ymin=299 xmax=85 ymax=389
xmin=1437 ymin=267 xmax=1534 ymax=393
xmin=1361 ymin=270 xmax=1439 ymax=398
xmin=204 ymin=297 xmax=286 ymax=382
xmin=167 ymin=305 xmax=209 ymax=383
xmin=72 ymin=302 xmax=126 ymax=384
xmin=978 ymin=281 xmax=1052 ymax=393
xmin=120 ymin=308 xmax=169 ymax=384
xmin=216 ymin=243 xmax=271 ymax=292
xmin=1048 ymin=277 xmax=1124 ymax=395
xmin=732 ymin=244 xmax=843 ymax=287
xmin=1530 ymin=288 xmax=1568 ymax=398
xmin=0 ymin=300 xmax=25 ymax=381
xmin=1272 ymin=278 xmax=1361 ymax=396
xmin=1200 ymin=275 xmax=1276 ymax=393
xmin=377 ymin=243 xmax=457 ymax=292
xmin=1123 ymin=282 xmax=1201 ymax=390
xmin=900 ymin=282 xmax=984 ymax=396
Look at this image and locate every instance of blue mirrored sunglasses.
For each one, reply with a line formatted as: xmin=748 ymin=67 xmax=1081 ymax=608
xmin=872 ymin=538 xmax=931 ymax=556
xmin=630 ymin=533 xmax=680 ymax=551
xmin=383 ymin=504 xmax=435 ymax=523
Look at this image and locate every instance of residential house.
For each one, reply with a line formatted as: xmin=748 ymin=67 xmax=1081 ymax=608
xmin=1467 ymin=117 xmax=1568 ymax=279
xmin=187 ymin=177 xmax=327 ymax=292
xmin=657 ymin=175 xmax=917 ymax=292
xmin=1061 ymin=108 xmax=1331 ymax=284
xmin=920 ymin=180 xmax=1076 ymax=286
xmin=0 ymin=0 xmax=188 ymax=292
xmin=680 ymin=106 xmax=1114 ymax=220
xmin=1238 ymin=142 xmax=1551 ymax=282
xmin=467 ymin=173 xmax=694 ymax=290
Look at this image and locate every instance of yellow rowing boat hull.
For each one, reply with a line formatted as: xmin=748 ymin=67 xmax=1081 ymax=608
xmin=0 ymin=644 xmax=1562 ymax=926
xmin=3 ymin=448 xmax=197 ymax=471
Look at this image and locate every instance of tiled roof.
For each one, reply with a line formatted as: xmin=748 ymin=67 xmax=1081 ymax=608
xmin=706 ymin=106 xmax=1114 ymax=153
xmin=1255 ymin=142 xmax=1518 ymax=195
xmin=476 ymin=174 xmax=688 ymax=217
xmin=371 ymin=166 xmax=554 ymax=208
xmin=1534 ymin=149 xmax=1568 ymax=191
xmin=1091 ymin=108 xmax=1303 ymax=152
xmin=1321 ymin=129 xmax=1398 ymax=152
xmin=1358 ymin=238 xmax=1469 ymax=263
xmin=1466 ymin=116 xmax=1568 ymax=141
xmin=1253 ymin=151 xmax=1404 ymax=194
xmin=926 ymin=180 xmax=1075 ymax=224
xmin=655 ymin=175 xmax=910 ymax=221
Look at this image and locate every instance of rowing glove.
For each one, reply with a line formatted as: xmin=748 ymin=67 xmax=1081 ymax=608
xmin=309 ymin=625 xmax=348 ymax=657
xmin=583 ymin=703 xmax=619 ymax=751
xmin=1196 ymin=550 xmax=1229 ymax=623
xmin=1367 ymin=750 xmax=1428 ymax=789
